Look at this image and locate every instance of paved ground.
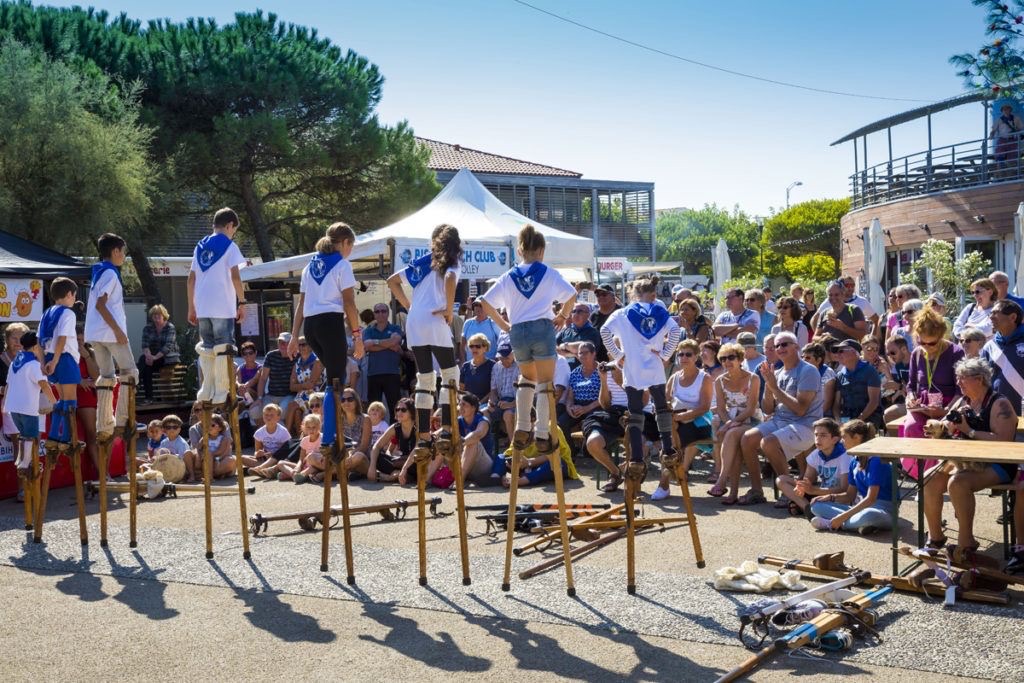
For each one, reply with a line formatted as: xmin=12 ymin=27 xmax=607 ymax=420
xmin=1 ymin=454 xmax=1019 ymax=681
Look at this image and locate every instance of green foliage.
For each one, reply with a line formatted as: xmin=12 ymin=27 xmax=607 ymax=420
xmin=762 ymin=198 xmax=848 ymax=268
xmin=655 ymin=204 xmax=760 ymax=276
xmin=899 ymin=239 xmax=991 ymax=318
xmin=784 ymin=254 xmax=838 ymax=283
xmin=0 ymin=39 xmax=153 ymax=252
xmin=949 ymin=0 xmax=1024 ymax=97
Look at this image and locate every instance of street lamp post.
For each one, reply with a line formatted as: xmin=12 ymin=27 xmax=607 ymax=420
xmin=755 ymin=215 xmax=765 ymax=277
xmin=786 ymin=180 xmax=803 ymax=209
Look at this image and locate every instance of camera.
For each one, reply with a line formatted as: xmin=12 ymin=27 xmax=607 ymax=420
xmin=946 ymin=407 xmax=974 ymax=423
xmin=599 ymin=362 xmax=616 ymax=373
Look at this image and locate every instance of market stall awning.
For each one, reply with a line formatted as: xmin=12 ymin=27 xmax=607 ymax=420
xmin=0 ymin=230 xmax=91 ymax=278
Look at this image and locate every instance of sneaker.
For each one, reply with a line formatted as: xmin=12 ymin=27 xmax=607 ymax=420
xmin=650 ymin=486 xmax=670 ymax=501
xmin=811 ymin=516 xmax=832 ymax=531
xmin=1005 ymin=550 xmax=1024 ymax=575
xmin=770 ymin=599 xmax=826 ymax=626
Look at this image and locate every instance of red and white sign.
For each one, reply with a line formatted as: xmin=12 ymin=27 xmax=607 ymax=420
xmin=596 ymin=258 xmax=631 ymax=274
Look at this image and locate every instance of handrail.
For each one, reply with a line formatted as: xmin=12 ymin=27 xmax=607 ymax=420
xmin=848 ymin=134 xmax=1024 ymax=209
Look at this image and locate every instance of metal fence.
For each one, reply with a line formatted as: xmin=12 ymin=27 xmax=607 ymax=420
xmin=849 ymin=135 xmax=1024 ymax=209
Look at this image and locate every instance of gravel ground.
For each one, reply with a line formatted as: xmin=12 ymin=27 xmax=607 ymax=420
xmin=1 ymin=455 xmax=1020 ymax=681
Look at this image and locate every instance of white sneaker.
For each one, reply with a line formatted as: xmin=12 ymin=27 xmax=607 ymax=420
xmin=650 ymin=486 xmax=670 ymax=501
xmin=811 ymin=516 xmax=832 ymax=531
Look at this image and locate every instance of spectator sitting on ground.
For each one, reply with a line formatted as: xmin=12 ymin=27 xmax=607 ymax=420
xmin=184 ymin=413 xmax=235 ymax=482
xmin=275 ymin=414 xmax=323 ymax=482
xmin=367 ymin=400 xmax=390 ymax=446
xmin=500 ymin=422 xmax=577 ymax=489
xmin=137 ymin=304 xmax=180 ymax=403
xmin=454 ymin=392 xmax=496 ymax=488
xmin=809 ymin=420 xmax=893 ymax=534
xmin=145 ymin=420 xmax=164 ymax=464
xmin=460 ymin=333 xmax=495 ymax=407
xmin=336 ymin=387 xmax=373 ymax=478
xmin=370 ymin=398 xmax=417 ymax=484
xmin=247 ymin=403 xmax=292 ymax=476
xmin=159 ymin=414 xmax=189 ymax=460
xmin=255 ymin=332 xmax=296 ymax=426
xmin=776 ymin=417 xmax=851 ymax=518
xmin=283 ymin=336 xmax=323 ymax=435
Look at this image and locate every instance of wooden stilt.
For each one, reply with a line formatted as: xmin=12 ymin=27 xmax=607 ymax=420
xmin=415 ymin=444 xmax=429 ymax=585
xmin=334 ymin=380 xmax=355 ymax=585
xmin=97 ymin=435 xmax=111 ymax=546
xmin=69 ymin=407 xmax=88 ymax=545
xmin=125 ymin=380 xmax=139 ymax=548
xmin=15 ymin=436 xmax=31 ymax=530
xmin=319 ymin=440 xmax=334 ymax=572
xmin=500 ymin=440 xmax=523 ymax=592
xmin=27 ymin=439 xmax=39 ymax=530
xmin=623 ymin=412 xmax=642 ymax=594
xmin=201 ymin=403 xmax=213 ymax=559
xmin=225 ymin=353 xmax=251 ymax=560
xmin=670 ymin=422 xmax=705 ymax=569
xmin=448 ymin=380 xmax=471 ymax=586
xmin=544 ymin=387 xmax=575 ymax=597
xmin=33 ymin=444 xmax=56 ymax=543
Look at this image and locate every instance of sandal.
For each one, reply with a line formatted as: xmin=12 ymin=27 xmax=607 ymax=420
xmin=924 ymin=536 xmax=948 ymax=550
xmin=787 ymin=500 xmax=805 ymax=517
xmin=773 ymin=496 xmax=791 ymax=509
xmin=707 ymin=484 xmax=727 ymax=497
xmin=706 ymin=470 xmax=720 ymax=484
xmin=602 ymin=472 xmax=623 ymax=493
xmin=720 ymin=495 xmax=738 ymax=505
xmin=736 ymin=490 xmax=767 ymax=506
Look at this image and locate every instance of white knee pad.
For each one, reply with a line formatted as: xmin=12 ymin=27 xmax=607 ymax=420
xmin=96 ymin=377 xmax=117 ymax=435
xmin=438 ymin=365 xmax=460 ymax=403
xmin=195 ymin=343 xmax=217 ymax=402
xmin=414 ymin=372 xmax=436 ymax=410
xmin=212 ymin=344 xmax=235 ymax=405
xmin=117 ymin=369 xmax=140 ymax=385
xmin=535 ymin=382 xmax=552 ymax=439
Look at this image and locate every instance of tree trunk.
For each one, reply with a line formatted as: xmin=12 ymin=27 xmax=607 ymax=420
xmin=238 ymin=169 xmax=276 ymax=262
xmin=128 ymin=239 xmax=162 ymax=306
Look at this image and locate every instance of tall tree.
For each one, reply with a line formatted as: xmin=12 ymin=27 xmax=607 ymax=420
xmin=761 ymin=198 xmax=848 ymax=278
xmin=655 ymin=204 xmax=760 ymax=275
xmin=950 ymin=0 xmax=1024 ymax=97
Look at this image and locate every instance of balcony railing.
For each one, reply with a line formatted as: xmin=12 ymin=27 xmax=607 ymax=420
xmin=849 ymin=135 xmax=1024 ymax=209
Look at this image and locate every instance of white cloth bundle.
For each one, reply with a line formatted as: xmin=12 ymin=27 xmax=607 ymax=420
xmin=713 ymin=560 xmax=806 ymax=592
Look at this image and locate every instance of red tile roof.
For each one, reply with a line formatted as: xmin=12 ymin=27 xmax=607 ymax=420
xmin=417 ymin=137 xmax=581 ymax=178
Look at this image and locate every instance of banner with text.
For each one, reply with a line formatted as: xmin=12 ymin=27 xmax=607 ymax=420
xmin=393 ymin=240 xmax=511 ymax=280
xmin=0 ymin=278 xmax=44 ymax=322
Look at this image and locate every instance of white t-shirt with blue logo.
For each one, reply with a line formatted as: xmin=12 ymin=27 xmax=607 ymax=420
xmin=300 ymin=255 xmax=357 ymax=318
xmin=190 ymin=237 xmax=246 ymax=319
xmin=481 ymin=262 xmax=576 ymax=327
xmin=400 ymin=256 xmax=459 ymax=348
xmin=601 ymin=301 xmax=680 ymax=389
xmin=85 ymin=267 xmax=126 ymax=344
xmin=806 ymin=448 xmax=853 ymax=490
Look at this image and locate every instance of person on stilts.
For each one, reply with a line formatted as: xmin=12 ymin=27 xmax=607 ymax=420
xmin=480 ymin=224 xmax=579 ymax=597
xmin=288 ymin=222 xmax=364 ymax=582
xmin=85 ymin=233 xmax=139 ymax=547
xmin=600 ymin=276 xmax=681 ymax=593
xmin=7 ymin=332 xmax=48 ymax=532
xmin=187 ymin=207 xmax=251 ymax=560
xmin=387 ymin=224 xmax=469 ymax=586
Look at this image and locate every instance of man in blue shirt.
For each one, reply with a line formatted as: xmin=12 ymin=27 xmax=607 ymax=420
xmin=556 ymin=304 xmax=602 ymax=371
xmin=990 ymin=271 xmax=1024 ymax=310
xmin=461 ymin=300 xmax=501 ymax=360
xmin=363 ymin=303 xmax=404 ymax=417
xmin=833 ymin=339 xmax=883 ymax=428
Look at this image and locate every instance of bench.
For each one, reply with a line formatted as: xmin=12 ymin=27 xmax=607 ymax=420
xmin=151 ymin=363 xmax=189 ymax=405
xmin=990 ymin=483 xmax=1018 ymax=560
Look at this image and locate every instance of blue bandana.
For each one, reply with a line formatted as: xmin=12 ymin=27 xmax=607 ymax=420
xmin=39 ymin=305 xmax=71 ymax=347
xmin=308 ymin=251 xmax=343 ymax=285
xmin=10 ymin=350 xmax=35 ymax=375
xmin=194 ymin=233 xmax=233 ymax=272
xmin=625 ymin=302 xmax=670 ymax=340
xmin=91 ymin=261 xmax=122 ymax=289
xmin=820 ymin=441 xmax=847 ymax=462
xmin=404 ymin=253 xmax=433 ymax=289
xmin=509 ymin=262 xmax=547 ymax=299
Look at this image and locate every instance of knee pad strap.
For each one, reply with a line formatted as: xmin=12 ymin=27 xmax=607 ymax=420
xmin=514 ymin=381 xmax=536 ymax=390
xmin=414 ymin=372 xmax=436 ymax=410
xmin=95 ymin=376 xmax=117 ymax=390
xmin=214 ymin=343 xmax=236 ymax=357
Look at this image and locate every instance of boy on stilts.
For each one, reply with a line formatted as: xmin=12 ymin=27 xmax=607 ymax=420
xmin=7 ymin=332 xmax=48 ymax=533
xmin=187 ymin=207 xmax=251 ymax=560
xmin=38 ymin=277 xmax=88 ymax=544
xmin=85 ymin=233 xmax=138 ymax=547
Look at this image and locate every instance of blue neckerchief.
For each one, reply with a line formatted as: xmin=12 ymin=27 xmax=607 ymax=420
xmin=404 ymin=253 xmax=433 ymax=289
xmin=572 ymin=321 xmax=594 ymax=333
xmin=296 ymin=353 xmax=318 ymax=370
xmin=308 ymin=251 xmax=343 ymax=285
xmin=91 ymin=261 xmax=122 ymax=289
xmin=625 ymin=301 xmax=670 ymax=340
xmin=995 ymin=323 xmax=1024 ymax=347
xmin=819 ymin=441 xmax=847 ymax=463
xmin=508 ymin=262 xmax=547 ymax=299
xmin=39 ymin=305 xmax=70 ymax=346
xmin=194 ymin=233 xmax=233 ymax=272
xmin=11 ymin=350 xmax=36 ymax=375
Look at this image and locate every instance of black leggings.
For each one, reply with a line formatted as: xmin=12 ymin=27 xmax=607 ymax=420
xmin=411 ymin=345 xmax=457 ymax=434
xmin=624 ymin=384 xmax=671 ymax=462
xmin=304 ymin=312 xmax=349 ymax=386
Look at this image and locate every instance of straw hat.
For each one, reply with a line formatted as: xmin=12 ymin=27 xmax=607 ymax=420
xmin=150 ymin=450 xmax=186 ymax=484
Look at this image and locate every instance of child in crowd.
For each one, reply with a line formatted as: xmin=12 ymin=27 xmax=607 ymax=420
xmin=40 ymin=277 xmax=81 ymax=448
xmin=809 ymin=420 xmax=894 ymax=535
xmin=6 ymin=332 xmax=50 ymax=475
xmin=159 ymin=415 xmax=189 ymax=459
xmin=246 ymin=403 xmax=291 ymax=473
xmin=367 ymin=400 xmax=390 ymax=445
xmin=184 ymin=413 xmax=235 ymax=482
xmin=282 ymin=414 xmax=322 ymax=482
xmin=145 ymin=420 xmax=164 ymax=462
xmin=776 ymin=418 xmax=852 ymax=518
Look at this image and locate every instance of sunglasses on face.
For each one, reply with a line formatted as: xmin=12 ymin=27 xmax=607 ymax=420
xmin=298 ymin=342 xmax=308 ymax=347
xmin=309 ymin=403 xmax=322 ymax=409
xmin=678 ymin=351 xmax=695 ymax=358
xmin=374 ymin=309 xmax=388 ymax=314
xmin=972 ymin=290 xmax=987 ymax=296
xmin=242 ymin=350 xmax=256 ymax=355
xmin=395 ymin=407 xmax=409 ymax=413
xmin=340 ymin=396 xmax=357 ymax=403
xmin=919 ymin=340 xmax=940 ymax=347
xmin=719 ymin=354 xmax=738 ymax=362
xmin=468 ymin=344 xmax=483 ymax=349
xmin=774 ymin=342 xmax=792 ymax=349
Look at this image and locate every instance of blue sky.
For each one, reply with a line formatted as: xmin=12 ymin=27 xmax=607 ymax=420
xmin=51 ymin=1 xmax=992 ymax=215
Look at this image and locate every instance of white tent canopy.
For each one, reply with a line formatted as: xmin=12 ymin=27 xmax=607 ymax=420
xmin=242 ymin=168 xmax=594 ymax=281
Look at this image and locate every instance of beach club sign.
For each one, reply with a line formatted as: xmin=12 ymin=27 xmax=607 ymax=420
xmin=394 ymin=240 xmax=510 ymax=279
xmin=0 ymin=278 xmax=44 ymax=322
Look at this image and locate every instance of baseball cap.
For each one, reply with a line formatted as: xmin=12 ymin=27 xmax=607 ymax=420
xmin=671 ymin=284 xmax=685 ymax=296
xmin=277 ymin=332 xmax=292 ymax=343
xmin=833 ymin=339 xmax=862 ymax=353
xmin=595 ymin=284 xmax=614 ymax=295
xmin=928 ymin=292 xmax=946 ymax=307
xmin=497 ymin=342 xmax=513 ymax=357
xmin=737 ymin=332 xmax=757 ymax=348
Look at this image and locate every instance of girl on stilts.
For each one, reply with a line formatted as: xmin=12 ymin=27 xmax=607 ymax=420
xmin=480 ymin=225 xmax=577 ymax=455
xmin=387 ymin=224 xmax=462 ymax=457
xmin=600 ymin=276 xmax=681 ymax=478
xmin=288 ymin=223 xmax=364 ymax=448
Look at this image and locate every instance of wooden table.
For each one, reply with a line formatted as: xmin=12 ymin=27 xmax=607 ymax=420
xmin=847 ymin=437 xmax=1024 ymax=574
xmin=886 ymin=416 xmax=1024 ymax=436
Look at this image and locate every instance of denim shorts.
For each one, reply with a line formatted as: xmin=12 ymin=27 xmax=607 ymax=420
xmin=508 ymin=319 xmax=556 ymax=364
xmin=198 ymin=317 xmax=236 ymax=347
xmin=12 ymin=413 xmax=40 ymax=439
xmin=44 ymin=352 xmax=81 ymax=385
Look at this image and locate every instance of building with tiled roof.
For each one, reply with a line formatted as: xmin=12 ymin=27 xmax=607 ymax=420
xmin=417 ymin=137 xmax=654 ymax=259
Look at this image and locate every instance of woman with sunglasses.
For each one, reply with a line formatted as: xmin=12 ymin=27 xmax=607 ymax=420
xmin=288 ymin=222 xmax=364 ymax=449
xmin=745 ymin=289 xmax=776 ymax=352
xmin=236 ymin=341 xmax=262 ymax=407
xmin=333 ymin=387 xmax=373 ymax=476
xmin=771 ymin=296 xmax=809 ymax=348
xmin=886 ymin=285 xmax=921 ymax=344
xmin=676 ymin=297 xmax=711 ymax=345
xmin=952 ymin=278 xmax=997 ymax=341
xmin=903 ymin=307 xmax=964 ymax=439
xmin=387 ymin=224 xmax=463 ymax=457
xmin=708 ymin=342 xmax=761 ymax=502
xmin=370 ymin=397 xmax=418 ymax=484
xmin=958 ymin=327 xmax=986 ymax=359
xmin=801 ymin=342 xmax=836 ymax=422
xmin=284 ymin=336 xmax=323 ymax=436
xmin=602 ymin=276 xmax=682 ymax=479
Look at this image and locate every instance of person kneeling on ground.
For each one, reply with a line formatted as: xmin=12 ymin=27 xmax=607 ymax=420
xmin=499 ymin=422 xmax=577 ymax=488
xmin=808 ymin=420 xmax=893 ymax=534
xmin=922 ymin=356 xmax=1018 ymax=553
xmin=184 ymin=413 xmax=236 ymax=482
xmin=777 ymin=418 xmax=851 ymax=518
